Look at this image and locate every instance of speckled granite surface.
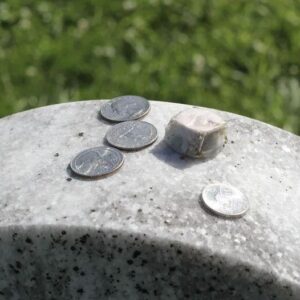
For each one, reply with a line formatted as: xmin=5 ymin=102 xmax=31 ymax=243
xmin=0 ymin=100 xmax=299 ymax=299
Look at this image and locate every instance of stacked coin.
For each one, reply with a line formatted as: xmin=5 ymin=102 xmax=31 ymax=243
xmin=70 ymin=95 xmax=158 ymax=178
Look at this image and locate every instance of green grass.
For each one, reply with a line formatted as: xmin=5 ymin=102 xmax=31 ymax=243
xmin=1 ymin=0 xmax=300 ymax=134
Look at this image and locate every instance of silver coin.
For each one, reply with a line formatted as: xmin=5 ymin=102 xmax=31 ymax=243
xmin=201 ymin=183 xmax=249 ymax=218
xmin=106 ymin=121 xmax=158 ymax=150
xmin=70 ymin=146 xmax=124 ymax=178
xmin=100 ymin=95 xmax=150 ymax=122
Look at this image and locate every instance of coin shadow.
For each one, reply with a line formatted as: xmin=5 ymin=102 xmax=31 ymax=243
xmin=66 ymin=164 xmax=119 ymax=181
xmin=150 ymin=140 xmax=210 ymax=170
xmin=102 ymin=137 xmax=112 ymax=148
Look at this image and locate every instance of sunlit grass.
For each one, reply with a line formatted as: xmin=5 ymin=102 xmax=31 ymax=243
xmin=0 ymin=0 xmax=300 ymax=134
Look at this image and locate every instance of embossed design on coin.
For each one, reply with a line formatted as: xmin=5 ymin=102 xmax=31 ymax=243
xmin=100 ymin=95 xmax=150 ymax=122
xmin=106 ymin=121 xmax=158 ymax=150
xmin=201 ymin=183 xmax=249 ymax=218
xmin=70 ymin=146 xmax=124 ymax=178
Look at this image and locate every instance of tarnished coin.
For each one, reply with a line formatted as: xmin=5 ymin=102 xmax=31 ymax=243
xmin=70 ymin=146 xmax=124 ymax=178
xmin=100 ymin=95 xmax=150 ymax=122
xmin=201 ymin=183 xmax=249 ymax=218
xmin=106 ymin=121 xmax=158 ymax=150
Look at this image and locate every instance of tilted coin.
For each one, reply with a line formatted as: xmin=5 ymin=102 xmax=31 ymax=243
xmin=70 ymin=146 xmax=124 ymax=178
xmin=106 ymin=121 xmax=158 ymax=150
xmin=201 ymin=183 xmax=249 ymax=218
xmin=100 ymin=95 xmax=150 ymax=122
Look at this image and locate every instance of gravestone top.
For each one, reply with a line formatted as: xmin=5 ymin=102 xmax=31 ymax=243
xmin=0 ymin=100 xmax=299 ymax=298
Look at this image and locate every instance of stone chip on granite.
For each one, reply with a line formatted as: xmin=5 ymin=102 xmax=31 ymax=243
xmin=164 ymin=108 xmax=226 ymax=159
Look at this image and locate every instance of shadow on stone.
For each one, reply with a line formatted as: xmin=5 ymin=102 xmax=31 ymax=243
xmin=0 ymin=225 xmax=297 ymax=299
xmin=150 ymin=140 xmax=210 ymax=170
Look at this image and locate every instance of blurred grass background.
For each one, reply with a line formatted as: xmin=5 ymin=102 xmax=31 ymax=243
xmin=0 ymin=0 xmax=300 ymax=134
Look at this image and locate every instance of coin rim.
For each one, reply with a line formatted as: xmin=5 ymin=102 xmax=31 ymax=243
xmin=70 ymin=146 xmax=124 ymax=178
xmin=100 ymin=96 xmax=151 ymax=122
xmin=201 ymin=183 xmax=249 ymax=218
xmin=105 ymin=120 xmax=158 ymax=151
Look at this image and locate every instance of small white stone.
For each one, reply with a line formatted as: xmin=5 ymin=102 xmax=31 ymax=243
xmin=164 ymin=108 xmax=226 ymax=159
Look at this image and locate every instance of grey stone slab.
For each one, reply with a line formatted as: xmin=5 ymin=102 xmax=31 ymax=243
xmin=0 ymin=100 xmax=299 ymax=299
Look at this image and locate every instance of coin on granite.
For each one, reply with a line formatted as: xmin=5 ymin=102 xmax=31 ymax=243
xmin=106 ymin=121 xmax=158 ymax=150
xmin=70 ymin=146 xmax=124 ymax=178
xmin=100 ymin=95 xmax=150 ymax=122
xmin=201 ymin=183 xmax=249 ymax=218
